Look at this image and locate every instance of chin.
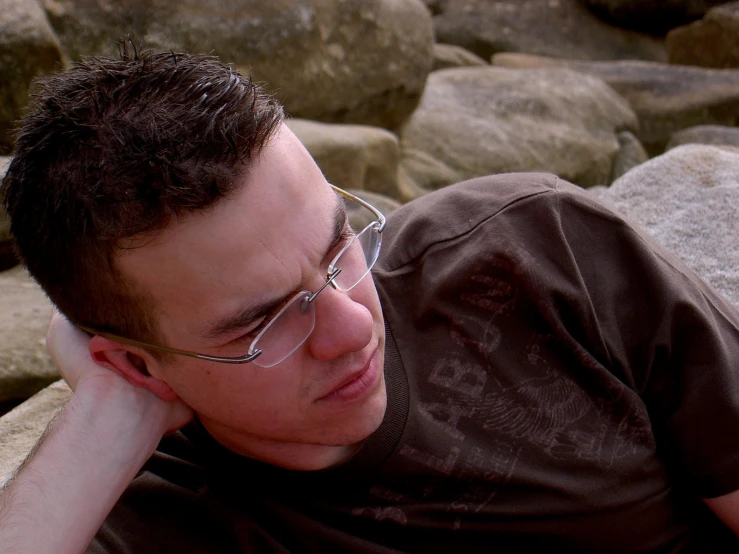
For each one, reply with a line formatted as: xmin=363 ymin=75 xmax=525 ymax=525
xmin=323 ymin=379 xmax=388 ymax=447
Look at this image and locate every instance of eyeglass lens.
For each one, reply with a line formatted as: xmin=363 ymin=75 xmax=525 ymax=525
xmin=249 ymin=223 xmax=382 ymax=368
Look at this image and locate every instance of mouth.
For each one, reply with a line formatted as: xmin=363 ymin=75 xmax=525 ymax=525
xmin=317 ymin=348 xmax=381 ymax=403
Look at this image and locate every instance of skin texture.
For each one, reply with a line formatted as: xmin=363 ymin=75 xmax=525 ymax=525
xmin=93 ymin=124 xmax=388 ymax=470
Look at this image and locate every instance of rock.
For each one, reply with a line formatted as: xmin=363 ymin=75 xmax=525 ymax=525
xmin=0 ymin=267 xmax=58 ymax=404
xmin=286 ymin=119 xmax=402 ymax=201
xmin=667 ymin=125 xmax=739 ymax=150
xmin=493 ymin=52 xmax=739 ymax=155
xmin=610 ymin=131 xmax=649 ymax=181
xmin=345 ymin=189 xmax=401 ymax=232
xmin=591 ymin=145 xmax=739 ymax=305
xmin=1 ymin=157 xmax=19 ymax=271
xmin=431 ymin=0 xmax=665 ymax=62
xmin=432 ymin=43 xmax=488 ymax=71
xmin=0 ymin=0 xmax=64 ymax=154
xmin=582 ymin=0 xmax=731 ymax=35
xmin=42 ymin=0 xmax=434 ymax=130
xmin=398 ymin=67 xmax=637 ymax=192
xmin=0 ymin=380 xmax=71 ymax=488
xmin=397 ymin=148 xmax=462 ymax=201
xmin=667 ymin=2 xmax=739 ymax=68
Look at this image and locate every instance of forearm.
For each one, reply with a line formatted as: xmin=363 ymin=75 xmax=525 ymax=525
xmin=0 ymin=385 xmax=167 ymax=554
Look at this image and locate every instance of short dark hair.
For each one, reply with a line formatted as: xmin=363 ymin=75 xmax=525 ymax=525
xmin=1 ymin=46 xmax=284 ymax=346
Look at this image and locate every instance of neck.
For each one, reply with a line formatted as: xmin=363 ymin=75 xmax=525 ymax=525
xmin=199 ymin=418 xmax=362 ymax=471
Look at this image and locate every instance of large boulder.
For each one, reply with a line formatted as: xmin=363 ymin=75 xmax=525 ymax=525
xmin=493 ymin=53 xmax=739 ymax=155
xmin=42 ymin=0 xmax=434 ymax=130
xmin=0 ymin=380 xmax=71 ymax=487
xmin=431 ymin=0 xmax=665 ymax=62
xmin=590 ymin=145 xmax=739 ymax=305
xmin=0 ymin=0 xmax=64 ymax=154
xmin=581 ymin=0 xmax=731 ymax=35
xmin=667 ymin=2 xmax=739 ymax=68
xmin=0 ymin=267 xmax=58 ymax=404
xmin=286 ymin=119 xmax=402 ymax=201
xmin=398 ymin=67 xmax=637 ymax=194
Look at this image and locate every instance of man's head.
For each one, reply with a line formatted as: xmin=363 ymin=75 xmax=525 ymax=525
xmin=1 ymin=47 xmax=284 ymax=345
xmin=1 ymin=49 xmax=387 ymax=468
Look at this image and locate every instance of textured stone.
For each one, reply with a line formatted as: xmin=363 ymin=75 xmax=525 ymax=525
xmin=0 ymin=380 xmax=71 ymax=488
xmin=345 ymin=189 xmax=400 ymax=233
xmin=431 ymin=0 xmax=665 ymax=62
xmin=493 ymin=52 xmax=739 ymax=155
xmin=610 ymin=131 xmax=649 ymax=181
xmin=581 ymin=0 xmax=730 ymax=35
xmin=286 ymin=119 xmax=402 ymax=201
xmin=667 ymin=2 xmax=739 ymax=68
xmin=0 ymin=0 xmax=64 ymax=153
xmin=398 ymin=67 xmax=637 ymax=193
xmin=667 ymin=125 xmax=739 ymax=150
xmin=0 ymin=267 xmax=58 ymax=403
xmin=432 ymin=43 xmax=487 ymax=71
xmin=42 ymin=0 xmax=434 ymax=130
xmin=590 ymin=145 xmax=739 ymax=305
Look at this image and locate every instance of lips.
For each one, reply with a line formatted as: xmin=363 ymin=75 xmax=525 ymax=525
xmin=317 ymin=348 xmax=379 ymax=402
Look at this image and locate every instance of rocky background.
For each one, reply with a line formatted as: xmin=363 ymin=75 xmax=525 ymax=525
xmin=2 ymin=0 xmax=739 ymax=484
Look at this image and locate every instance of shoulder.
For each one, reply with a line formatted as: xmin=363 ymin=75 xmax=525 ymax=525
xmin=379 ymin=172 xmax=609 ymax=272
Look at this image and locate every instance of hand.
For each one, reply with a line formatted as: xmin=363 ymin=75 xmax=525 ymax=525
xmin=46 ymin=311 xmax=193 ymax=436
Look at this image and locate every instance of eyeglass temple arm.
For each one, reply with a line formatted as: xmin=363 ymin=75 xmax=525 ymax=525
xmin=76 ymin=325 xmax=263 ymax=364
xmin=330 ymin=185 xmax=386 ymax=232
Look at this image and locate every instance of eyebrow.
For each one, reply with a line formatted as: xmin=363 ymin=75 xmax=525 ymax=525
xmin=204 ymin=196 xmax=348 ymax=342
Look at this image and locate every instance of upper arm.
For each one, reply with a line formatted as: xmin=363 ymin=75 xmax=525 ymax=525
xmin=705 ymin=489 xmax=739 ymax=536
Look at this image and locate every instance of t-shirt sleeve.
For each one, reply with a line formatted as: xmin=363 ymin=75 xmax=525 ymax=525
xmin=544 ymin=178 xmax=739 ymax=499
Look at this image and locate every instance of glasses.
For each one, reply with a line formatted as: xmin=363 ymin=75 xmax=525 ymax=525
xmin=78 ymin=185 xmax=386 ymax=367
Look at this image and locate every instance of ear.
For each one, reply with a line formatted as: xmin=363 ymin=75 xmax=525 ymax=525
xmin=89 ymin=335 xmax=179 ymax=402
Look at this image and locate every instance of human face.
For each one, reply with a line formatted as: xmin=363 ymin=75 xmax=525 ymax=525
xmin=116 ymin=125 xmax=387 ymax=469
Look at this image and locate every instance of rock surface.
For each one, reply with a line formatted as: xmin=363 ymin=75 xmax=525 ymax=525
xmin=492 ymin=52 xmax=739 ymax=155
xmin=589 ymin=145 xmax=739 ymax=305
xmin=0 ymin=380 xmax=71 ymax=488
xmin=0 ymin=157 xmax=18 ymax=271
xmin=431 ymin=0 xmax=665 ymax=62
xmin=432 ymin=43 xmax=488 ymax=71
xmin=667 ymin=124 xmax=739 ymax=150
xmin=286 ymin=119 xmax=402 ymax=201
xmin=582 ymin=0 xmax=731 ymax=35
xmin=399 ymin=67 xmax=637 ymax=193
xmin=667 ymin=2 xmax=739 ymax=68
xmin=0 ymin=266 xmax=57 ymax=403
xmin=42 ymin=0 xmax=434 ymax=130
xmin=610 ymin=131 xmax=649 ymax=182
xmin=0 ymin=0 xmax=64 ymax=154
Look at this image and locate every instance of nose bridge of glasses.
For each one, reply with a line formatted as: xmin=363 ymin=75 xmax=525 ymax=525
xmin=307 ymin=267 xmax=342 ymax=303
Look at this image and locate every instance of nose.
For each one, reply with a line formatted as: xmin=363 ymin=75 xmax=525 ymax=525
xmin=306 ymin=285 xmax=374 ymax=361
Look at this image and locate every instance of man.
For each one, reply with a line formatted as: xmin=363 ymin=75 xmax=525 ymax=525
xmin=1 ymin=48 xmax=739 ymax=553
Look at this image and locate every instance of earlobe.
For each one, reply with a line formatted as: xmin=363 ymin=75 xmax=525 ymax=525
xmin=89 ymin=335 xmax=179 ymax=402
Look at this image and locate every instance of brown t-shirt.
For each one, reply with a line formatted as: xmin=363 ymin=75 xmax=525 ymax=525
xmin=89 ymin=173 xmax=739 ymax=553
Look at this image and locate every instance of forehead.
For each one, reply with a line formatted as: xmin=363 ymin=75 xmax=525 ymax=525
xmin=116 ymin=126 xmax=339 ymax=341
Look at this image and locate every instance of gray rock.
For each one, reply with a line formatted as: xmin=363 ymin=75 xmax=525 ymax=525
xmin=0 ymin=0 xmax=64 ymax=153
xmin=582 ymin=0 xmax=730 ymax=35
xmin=286 ymin=119 xmax=402 ymax=201
xmin=431 ymin=0 xmax=665 ymax=62
xmin=592 ymin=144 xmax=739 ymax=305
xmin=1 ymin=157 xmax=19 ymax=271
xmin=610 ymin=131 xmax=649 ymax=181
xmin=0 ymin=380 xmax=71 ymax=488
xmin=398 ymin=67 xmax=637 ymax=192
xmin=432 ymin=43 xmax=488 ymax=71
xmin=667 ymin=2 xmax=739 ymax=68
xmin=0 ymin=267 xmax=58 ymax=404
xmin=345 ymin=189 xmax=400 ymax=232
xmin=493 ymin=52 xmax=739 ymax=155
xmin=667 ymin=125 xmax=739 ymax=150
xmin=42 ymin=0 xmax=434 ymax=130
